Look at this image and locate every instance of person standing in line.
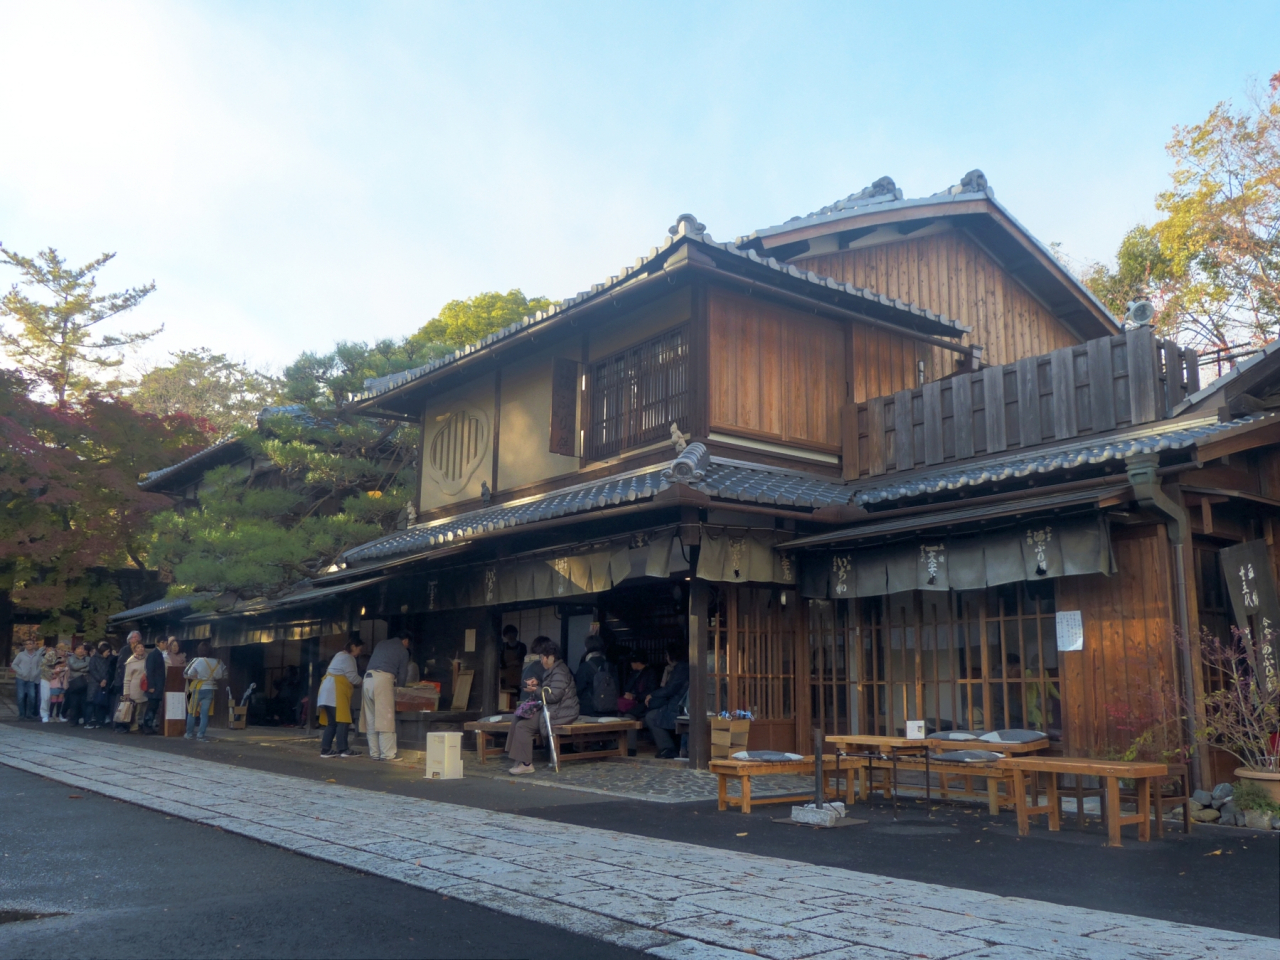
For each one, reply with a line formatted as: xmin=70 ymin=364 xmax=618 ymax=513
xmin=360 ymin=632 xmax=411 ymax=762
xmin=141 ymin=640 xmax=167 ymax=734
xmin=38 ymin=643 xmax=58 ymax=722
xmin=183 ymin=642 xmax=226 ymax=741
xmin=86 ymin=642 xmax=113 ymax=728
xmin=12 ymin=638 xmax=43 ymax=721
xmin=167 ymin=638 xmax=186 ymax=668
xmin=110 ymin=634 xmax=136 ymax=731
xmin=318 ymin=640 xmax=363 ymax=758
xmin=63 ymin=643 xmax=91 ymax=727
xmin=120 ymin=638 xmax=148 ymax=732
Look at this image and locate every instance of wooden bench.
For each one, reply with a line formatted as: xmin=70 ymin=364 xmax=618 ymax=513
xmin=998 ymin=756 xmax=1168 ymax=847
xmin=708 ymin=755 xmax=843 ymax=814
xmin=840 ymin=754 xmax=1018 ymax=816
xmin=463 ymin=718 xmax=643 ymax=765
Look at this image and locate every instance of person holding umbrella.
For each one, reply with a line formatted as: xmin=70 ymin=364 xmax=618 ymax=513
xmin=506 ymin=636 xmax=578 ymax=775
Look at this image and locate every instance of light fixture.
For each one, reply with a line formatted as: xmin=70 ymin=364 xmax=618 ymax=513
xmin=360 ymin=606 xmax=366 ymax=617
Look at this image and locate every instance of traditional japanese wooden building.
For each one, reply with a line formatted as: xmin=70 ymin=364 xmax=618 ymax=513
xmin=116 ymin=172 xmax=1280 ymax=787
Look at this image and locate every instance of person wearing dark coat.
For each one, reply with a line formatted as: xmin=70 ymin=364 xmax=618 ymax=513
xmin=507 ymin=636 xmax=579 ymax=775
xmin=86 ymin=643 xmax=114 ymax=728
xmin=142 ymin=642 xmax=167 ymax=733
xmin=618 ymin=653 xmax=660 ymax=719
xmin=574 ymin=635 xmax=615 ymax=717
xmin=644 ymin=641 xmax=690 ymax=759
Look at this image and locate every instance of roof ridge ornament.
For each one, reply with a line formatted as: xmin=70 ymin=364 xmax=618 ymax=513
xmin=669 ymin=213 xmax=706 ymax=237
xmin=794 ymin=176 xmax=903 ymax=221
xmin=662 ymin=441 xmax=710 ymax=483
xmin=933 ymin=169 xmax=991 ymax=198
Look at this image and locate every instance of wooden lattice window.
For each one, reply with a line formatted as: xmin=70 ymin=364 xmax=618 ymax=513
xmin=586 ymin=326 xmax=689 ymax=460
xmin=710 ymin=587 xmax=794 ymax=722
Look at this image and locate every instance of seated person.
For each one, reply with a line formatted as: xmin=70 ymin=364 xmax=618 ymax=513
xmin=617 ymin=652 xmax=659 ymax=719
xmin=517 ymin=648 xmax=545 ymax=704
xmin=507 ymin=637 xmax=579 ymax=775
xmin=644 ymin=641 xmax=690 ymax=759
xmin=574 ymin=635 xmax=617 ymax=717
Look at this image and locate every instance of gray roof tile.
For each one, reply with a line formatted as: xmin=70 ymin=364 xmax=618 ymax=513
xmin=852 ymin=414 xmax=1270 ymax=506
xmin=339 ymin=443 xmax=853 ymax=565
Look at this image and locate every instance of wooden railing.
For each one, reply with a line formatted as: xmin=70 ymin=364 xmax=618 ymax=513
xmin=842 ymin=328 xmax=1200 ymax=479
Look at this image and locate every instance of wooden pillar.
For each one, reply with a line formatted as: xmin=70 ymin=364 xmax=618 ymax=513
xmin=687 ymin=576 xmax=710 ymax=770
xmin=480 ymin=610 xmax=500 ymax=716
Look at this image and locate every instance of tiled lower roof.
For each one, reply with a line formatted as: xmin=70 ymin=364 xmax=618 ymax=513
xmin=108 ymin=593 xmax=214 ymax=623
xmin=852 ymin=414 xmax=1270 ymax=506
xmin=340 ymin=444 xmax=853 ymax=564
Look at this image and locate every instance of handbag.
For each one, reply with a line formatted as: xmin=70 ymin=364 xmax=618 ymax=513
xmin=114 ymin=700 xmax=135 ymax=724
xmin=514 ymin=699 xmax=541 ymax=720
xmin=140 ymin=675 xmax=149 ymax=693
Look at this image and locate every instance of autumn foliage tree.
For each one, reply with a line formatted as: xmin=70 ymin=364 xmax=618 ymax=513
xmin=1086 ymin=71 xmax=1280 ymax=351
xmin=0 ymin=369 xmax=210 ymax=639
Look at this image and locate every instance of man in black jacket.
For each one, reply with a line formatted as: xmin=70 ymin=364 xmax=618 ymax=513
xmin=86 ymin=643 xmax=114 ymax=729
xmin=141 ymin=641 xmax=167 ymax=734
xmin=644 ymin=642 xmax=690 ymax=759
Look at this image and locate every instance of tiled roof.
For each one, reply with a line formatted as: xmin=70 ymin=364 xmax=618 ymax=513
xmin=1173 ymin=340 xmax=1277 ymax=416
xmin=852 ymin=414 xmax=1270 ymax=506
xmin=351 ymin=219 xmax=967 ymax=405
xmin=137 ymin=436 xmax=242 ymax=490
xmin=108 ymin=593 xmax=214 ymax=623
xmin=340 ymin=443 xmax=853 ymax=564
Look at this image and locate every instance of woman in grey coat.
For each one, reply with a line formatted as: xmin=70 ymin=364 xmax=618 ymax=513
xmin=507 ymin=636 xmax=579 ymax=775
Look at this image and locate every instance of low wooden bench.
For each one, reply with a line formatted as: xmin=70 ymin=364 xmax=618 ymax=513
xmin=998 ymin=756 xmax=1168 ymax=847
xmin=708 ymin=755 xmax=843 ymax=814
xmin=463 ymin=718 xmax=643 ymax=765
xmin=840 ymin=754 xmax=1018 ymax=816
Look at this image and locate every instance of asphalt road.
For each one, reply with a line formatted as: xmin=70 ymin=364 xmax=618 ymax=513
xmin=0 ymin=764 xmax=645 ymax=960
xmin=10 ymin=721 xmax=1280 ymax=940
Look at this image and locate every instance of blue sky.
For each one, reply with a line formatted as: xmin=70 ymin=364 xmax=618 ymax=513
xmin=1 ymin=1 xmax=1276 ymax=375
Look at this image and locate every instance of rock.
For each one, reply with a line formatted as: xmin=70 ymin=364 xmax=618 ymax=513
xmin=1192 ymin=807 xmax=1220 ymax=822
xmin=1189 ymin=799 xmax=1204 ymax=813
xmin=1271 ymin=815 xmax=1280 ymax=830
xmin=1192 ymin=789 xmax=1213 ymax=806
xmin=1219 ymin=801 xmax=1240 ymax=822
xmin=1243 ymin=809 xmax=1272 ymax=830
xmin=1211 ymin=782 xmax=1234 ymax=802
xmin=791 ymin=802 xmax=844 ymax=826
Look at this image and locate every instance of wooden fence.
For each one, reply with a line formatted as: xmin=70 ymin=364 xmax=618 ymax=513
xmin=842 ymin=328 xmax=1200 ymax=480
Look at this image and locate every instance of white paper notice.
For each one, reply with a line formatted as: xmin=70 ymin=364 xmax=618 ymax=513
xmin=906 ymin=720 xmax=926 ymax=740
xmin=464 ymin=628 xmax=476 ymax=653
xmin=165 ymin=691 xmax=187 ymax=718
xmin=1056 ymin=610 xmax=1084 ymax=651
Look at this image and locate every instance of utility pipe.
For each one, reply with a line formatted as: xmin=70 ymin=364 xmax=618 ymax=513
xmin=1125 ymin=453 xmax=1202 ymax=789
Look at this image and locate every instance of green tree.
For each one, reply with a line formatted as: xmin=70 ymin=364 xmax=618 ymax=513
xmin=1152 ymin=73 xmax=1280 ymax=348
xmin=1081 ymin=225 xmax=1175 ymax=320
xmin=0 ymin=247 xmax=160 ymax=405
xmin=408 ymin=288 xmax=551 ymax=352
xmin=131 ymin=348 xmax=279 ymax=435
xmin=148 ymin=408 xmax=416 ymax=601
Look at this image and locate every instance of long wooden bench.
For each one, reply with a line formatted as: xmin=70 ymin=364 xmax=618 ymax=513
xmin=708 ymin=755 xmax=844 ymax=814
xmin=998 ymin=756 xmax=1168 ymax=847
xmin=841 ymin=754 xmax=1018 ymax=815
xmin=463 ymin=718 xmax=643 ymax=764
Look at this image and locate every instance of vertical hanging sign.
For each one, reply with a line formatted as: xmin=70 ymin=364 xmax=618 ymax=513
xmin=549 ymin=357 xmax=580 ymax=457
xmin=1220 ymin=540 xmax=1280 ymax=695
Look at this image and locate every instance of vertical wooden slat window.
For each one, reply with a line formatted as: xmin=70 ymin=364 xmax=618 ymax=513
xmin=587 ymin=325 xmax=689 ymax=460
xmin=847 ymin=584 xmax=1061 ymax=736
xmin=711 ymin=587 xmax=794 ymax=721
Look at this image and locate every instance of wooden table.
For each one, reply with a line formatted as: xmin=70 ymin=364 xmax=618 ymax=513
xmin=826 ymin=735 xmax=931 ymax=816
xmin=998 ymin=756 xmax=1168 ymax=847
xmin=924 ymin=737 xmax=1050 ymax=756
xmin=464 ymin=719 xmax=642 ymax=764
xmin=708 ymin=755 xmax=842 ymax=814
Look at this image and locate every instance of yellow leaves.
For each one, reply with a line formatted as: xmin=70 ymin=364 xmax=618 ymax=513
xmin=366 ymin=490 xmax=382 ymax=498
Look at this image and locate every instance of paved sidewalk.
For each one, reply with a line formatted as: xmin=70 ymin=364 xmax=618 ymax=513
xmin=0 ymin=726 xmax=1273 ymax=960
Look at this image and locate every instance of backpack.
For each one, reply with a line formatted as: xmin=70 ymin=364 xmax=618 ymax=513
xmin=589 ymin=658 xmax=619 ymax=713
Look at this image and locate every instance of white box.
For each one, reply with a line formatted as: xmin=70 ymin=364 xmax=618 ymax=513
xmin=425 ymin=731 xmax=463 ymax=780
xmin=906 ymin=720 xmax=926 ymax=740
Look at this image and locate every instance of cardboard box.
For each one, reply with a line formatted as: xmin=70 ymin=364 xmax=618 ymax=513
xmin=228 ymin=704 xmax=248 ymax=729
xmin=425 ymin=731 xmax=462 ymax=780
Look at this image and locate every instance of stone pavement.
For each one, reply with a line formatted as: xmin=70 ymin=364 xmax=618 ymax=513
xmin=0 ymin=726 xmax=1273 ymax=960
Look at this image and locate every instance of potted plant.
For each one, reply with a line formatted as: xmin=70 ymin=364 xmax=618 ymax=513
xmin=1192 ymin=627 xmax=1280 ymax=803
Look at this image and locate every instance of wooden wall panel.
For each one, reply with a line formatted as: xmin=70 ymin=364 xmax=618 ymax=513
xmin=801 ymin=230 xmax=1081 ymax=375
xmin=1056 ymin=527 xmax=1180 ymax=758
xmin=847 ymin=323 xmax=923 ymax=404
xmin=709 ymin=290 xmax=844 ymax=450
